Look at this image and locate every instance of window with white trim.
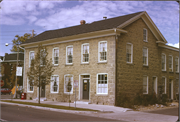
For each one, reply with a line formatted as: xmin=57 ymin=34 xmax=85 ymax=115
xmin=29 ymin=51 xmax=34 ymax=67
xmin=51 ymin=75 xmax=59 ymax=93
xmin=97 ymin=74 xmax=108 ymax=94
xmin=143 ymin=47 xmax=148 ymax=65
xmin=176 ymin=79 xmax=179 ymax=94
xmin=162 ymin=54 xmax=166 ymax=71
xmin=169 ymin=55 xmax=173 ymax=72
xmin=66 ymin=46 xmax=73 ymax=64
xmin=162 ymin=77 xmax=166 ymax=94
xmin=53 ymin=48 xmax=59 ymax=65
xmin=143 ymin=76 xmax=148 ymax=94
xmin=27 ymin=79 xmax=34 ymax=92
xmin=175 ymin=57 xmax=179 ymax=72
xmin=64 ymin=75 xmax=73 ymax=93
xmin=98 ymin=41 xmax=107 ymax=62
xmin=143 ymin=28 xmax=148 ymax=42
xmin=126 ymin=43 xmax=133 ymax=63
xmin=82 ymin=43 xmax=89 ymax=63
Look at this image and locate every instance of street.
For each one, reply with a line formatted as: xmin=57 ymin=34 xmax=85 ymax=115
xmin=1 ymin=104 xmax=121 ymax=121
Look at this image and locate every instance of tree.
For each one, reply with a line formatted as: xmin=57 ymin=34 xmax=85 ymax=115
xmin=11 ymin=33 xmax=34 ymax=52
xmin=27 ymin=44 xmax=55 ymax=104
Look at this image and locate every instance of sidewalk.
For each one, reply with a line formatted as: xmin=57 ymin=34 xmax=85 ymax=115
xmin=1 ymin=99 xmax=178 ymax=122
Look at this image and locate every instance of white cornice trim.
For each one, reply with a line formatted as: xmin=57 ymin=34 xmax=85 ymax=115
xmin=159 ymin=45 xmax=179 ymax=52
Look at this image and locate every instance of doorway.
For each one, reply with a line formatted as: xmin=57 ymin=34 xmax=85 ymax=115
xmin=83 ymin=79 xmax=89 ymax=99
xmin=41 ymin=84 xmax=45 ymax=97
xmin=153 ymin=77 xmax=157 ymax=95
xmin=169 ymin=80 xmax=173 ymax=100
xmin=79 ymin=74 xmax=90 ymax=100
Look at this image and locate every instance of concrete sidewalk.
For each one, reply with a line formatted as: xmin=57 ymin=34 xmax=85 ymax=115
xmin=1 ymin=99 xmax=178 ymax=122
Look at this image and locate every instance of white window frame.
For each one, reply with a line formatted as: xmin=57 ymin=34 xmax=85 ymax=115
xmin=169 ymin=55 xmax=173 ymax=72
xmin=51 ymin=75 xmax=59 ymax=93
xmin=52 ymin=47 xmax=59 ymax=65
xmin=96 ymin=73 xmax=108 ymax=95
xmin=29 ymin=51 xmax=34 ymax=67
xmin=66 ymin=45 xmax=73 ymax=65
xmin=162 ymin=77 xmax=166 ymax=94
xmin=64 ymin=74 xmax=73 ymax=94
xmin=176 ymin=78 xmax=179 ymax=94
xmin=27 ymin=78 xmax=34 ymax=93
xmin=162 ymin=53 xmax=166 ymax=71
xmin=153 ymin=76 xmax=158 ymax=94
xmin=98 ymin=41 xmax=107 ymax=62
xmin=143 ymin=76 xmax=148 ymax=94
xmin=175 ymin=57 xmax=179 ymax=72
xmin=81 ymin=43 xmax=89 ymax=63
xmin=143 ymin=47 xmax=148 ymax=66
xmin=126 ymin=43 xmax=133 ymax=63
xmin=143 ymin=28 xmax=148 ymax=42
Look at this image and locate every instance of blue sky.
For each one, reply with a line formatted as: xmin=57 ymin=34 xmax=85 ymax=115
xmin=0 ymin=1 xmax=179 ymax=56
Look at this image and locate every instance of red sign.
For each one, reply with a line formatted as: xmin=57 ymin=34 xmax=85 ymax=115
xmin=1 ymin=80 xmax=4 ymax=87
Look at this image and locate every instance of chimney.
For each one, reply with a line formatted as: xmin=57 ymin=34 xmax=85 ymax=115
xmin=5 ymin=53 xmax=8 ymax=56
xmin=103 ymin=16 xmax=107 ymax=20
xmin=80 ymin=20 xmax=86 ymax=25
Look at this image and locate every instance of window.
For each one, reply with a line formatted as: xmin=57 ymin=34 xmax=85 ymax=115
xmin=29 ymin=51 xmax=34 ymax=67
xmin=176 ymin=79 xmax=179 ymax=94
xmin=143 ymin=76 xmax=148 ymax=94
xmin=175 ymin=57 xmax=179 ymax=72
xmin=143 ymin=28 xmax=148 ymax=42
xmin=126 ymin=43 xmax=133 ymax=63
xmin=162 ymin=77 xmax=166 ymax=94
xmin=143 ymin=47 xmax=148 ymax=65
xmin=152 ymin=77 xmax=157 ymax=94
xmin=97 ymin=74 xmax=108 ymax=94
xmin=162 ymin=54 xmax=166 ymax=71
xmin=64 ymin=75 xmax=73 ymax=93
xmin=169 ymin=55 xmax=173 ymax=72
xmin=51 ymin=75 xmax=59 ymax=93
xmin=82 ymin=43 xmax=89 ymax=63
xmin=66 ymin=46 xmax=73 ymax=64
xmin=27 ymin=79 xmax=34 ymax=92
xmin=98 ymin=41 xmax=107 ymax=62
xmin=53 ymin=48 xmax=59 ymax=65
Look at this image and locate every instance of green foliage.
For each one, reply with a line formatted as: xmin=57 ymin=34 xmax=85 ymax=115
xmin=11 ymin=33 xmax=34 ymax=52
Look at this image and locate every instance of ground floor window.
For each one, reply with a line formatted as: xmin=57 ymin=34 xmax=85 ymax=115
xmin=97 ymin=73 xmax=108 ymax=94
xmin=162 ymin=77 xmax=166 ymax=94
xmin=27 ymin=79 xmax=34 ymax=92
xmin=143 ymin=76 xmax=148 ymax=94
xmin=51 ymin=75 xmax=59 ymax=93
xmin=64 ymin=74 xmax=73 ymax=93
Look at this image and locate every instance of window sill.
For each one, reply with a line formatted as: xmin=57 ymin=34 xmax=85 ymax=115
xmin=95 ymin=93 xmax=108 ymax=96
xmin=81 ymin=62 xmax=89 ymax=65
xmin=126 ymin=62 xmax=133 ymax=65
xmin=50 ymin=92 xmax=59 ymax=94
xmin=65 ymin=63 xmax=73 ymax=66
xmin=143 ymin=65 xmax=148 ymax=67
xmin=64 ymin=92 xmax=73 ymax=95
xmin=162 ymin=70 xmax=167 ymax=72
xmin=169 ymin=71 xmax=174 ymax=73
xmin=53 ymin=64 xmax=59 ymax=67
xmin=27 ymin=91 xmax=34 ymax=93
xmin=97 ymin=61 xmax=107 ymax=64
xmin=143 ymin=40 xmax=148 ymax=42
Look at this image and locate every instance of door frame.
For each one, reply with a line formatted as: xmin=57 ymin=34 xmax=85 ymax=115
xmin=79 ymin=74 xmax=90 ymax=100
xmin=169 ymin=80 xmax=173 ymax=100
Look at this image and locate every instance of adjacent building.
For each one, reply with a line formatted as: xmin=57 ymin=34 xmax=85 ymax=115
xmin=21 ymin=11 xmax=179 ymax=105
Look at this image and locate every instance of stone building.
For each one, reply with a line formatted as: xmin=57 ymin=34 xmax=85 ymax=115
xmin=21 ymin=11 xmax=179 ymax=105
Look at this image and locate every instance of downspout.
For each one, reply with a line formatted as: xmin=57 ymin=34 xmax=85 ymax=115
xmin=23 ymin=49 xmax=26 ymax=92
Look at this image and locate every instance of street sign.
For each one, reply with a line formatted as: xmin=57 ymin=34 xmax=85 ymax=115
xmin=16 ymin=67 xmax=22 ymax=76
xmin=74 ymin=80 xmax=78 ymax=88
xmin=1 ymin=80 xmax=4 ymax=87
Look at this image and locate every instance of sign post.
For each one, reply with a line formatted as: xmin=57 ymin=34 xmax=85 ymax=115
xmin=74 ymin=80 xmax=78 ymax=109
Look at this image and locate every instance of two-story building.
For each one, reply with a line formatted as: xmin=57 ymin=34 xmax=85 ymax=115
xmin=21 ymin=11 xmax=179 ymax=105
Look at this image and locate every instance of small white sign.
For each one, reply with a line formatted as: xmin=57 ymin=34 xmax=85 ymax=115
xmin=16 ymin=67 xmax=22 ymax=76
xmin=74 ymin=80 xmax=78 ymax=88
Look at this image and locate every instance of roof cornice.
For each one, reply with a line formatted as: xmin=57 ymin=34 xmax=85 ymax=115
xmin=158 ymin=44 xmax=179 ymax=52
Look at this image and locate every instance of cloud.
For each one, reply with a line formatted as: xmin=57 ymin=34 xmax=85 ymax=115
xmin=168 ymin=43 xmax=179 ymax=48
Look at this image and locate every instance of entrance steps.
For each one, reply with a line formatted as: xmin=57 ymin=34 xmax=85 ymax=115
xmin=33 ymin=98 xmax=47 ymax=101
xmin=74 ymin=100 xmax=90 ymax=104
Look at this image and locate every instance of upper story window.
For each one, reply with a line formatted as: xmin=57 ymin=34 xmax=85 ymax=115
xmin=175 ymin=57 xmax=179 ymax=72
xmin=51 ymin=75 xmax=59 ymax=93
xmin=162 ymin=77 xmax=166 ymax=94
xmin=66 ymin=46 xmax=73 ymax=64
xmin=64 ymin=74 xmax=73 ymax=94
xmin=143 ymin=28 xmax=148 ymax=42
xmin=98 ymin=41 xmax=107 ymax=62
xmin=162 ymin=54 xmax=166 ymax=71
xmin=29 ymin=51 xmax=34 ymax=67
xmin=169 ymin=55 xmax=173 ymax=72
xmin=126 ymin=43 xmax=133 ymax=63
xmin=97 ymin=73 xmax=108 ymax=94
xmin=143 ymin=47 xmax=148 ymax=65
xmin=53 ymin=48 xmax=59 ymax=65
xmin=143 ymin=76 xmax=148 ymax=94
xmin=82 ymin=43 xmax=89 ymax=63
xmin=40 ymin=49 xmax=46 ymax=66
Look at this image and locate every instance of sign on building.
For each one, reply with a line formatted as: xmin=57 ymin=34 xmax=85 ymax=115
xmin=74 ymin=80 xmax=78 ymax=88
xmin=16 ymin=67 xmax=22 ymax=76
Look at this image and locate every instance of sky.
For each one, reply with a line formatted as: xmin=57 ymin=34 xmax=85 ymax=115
xmin=0 ymin=1 xmax=179 ymax=56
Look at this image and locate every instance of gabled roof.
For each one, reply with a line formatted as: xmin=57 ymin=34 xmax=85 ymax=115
xmin=3 ymin=53 xmax=24 ymax=62
xmin=22 ymin=11 xmax=144 ymax=44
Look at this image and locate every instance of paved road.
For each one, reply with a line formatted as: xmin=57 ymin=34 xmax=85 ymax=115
xmin=145 ymin=107 xmax=178 ymax=116
xmin=1 ymin=104 xmax=124 ymax=121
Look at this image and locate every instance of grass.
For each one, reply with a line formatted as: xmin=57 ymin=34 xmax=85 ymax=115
xmin=1 ymin=100 xmax=99 ymax=112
